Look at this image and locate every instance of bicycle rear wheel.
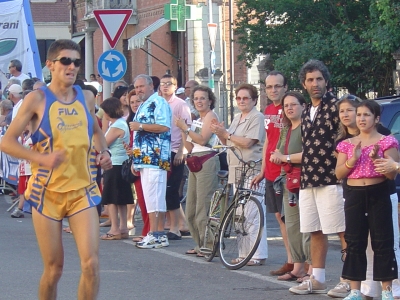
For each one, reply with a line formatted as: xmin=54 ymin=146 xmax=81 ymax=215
xmin=218 ymin=196 xmax=264 ymax=270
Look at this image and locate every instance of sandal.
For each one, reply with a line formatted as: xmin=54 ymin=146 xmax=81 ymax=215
xmin=132 ymin=236 xmax=144 ymax=243
xmin=185 ymin=249 xmax=197 ymax=255
xmin=121 ymin=232 xmax=129 ymax=239
xmin=99 ymin=220 xmax=111 ymax=227
xmin=246 ymin=259 xmax=266 ymax=266
xmin=196 ymin=252 xmax=205 ymax=257
xmin=100 ymin=233 xmax=121 ymax=240
xmin=63 ymin=227 xmax=72 ymax=234
xmin=231 ymin=257 xmax=245 ymax=264
xmin=296 ymin=273 xmax=310 ymax=283
xmin=278 ymin=272 xmax=302 ymax=281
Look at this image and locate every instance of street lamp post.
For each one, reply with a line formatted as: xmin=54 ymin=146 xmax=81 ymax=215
xmin=392 ymin=48 xmax=400 ymax=95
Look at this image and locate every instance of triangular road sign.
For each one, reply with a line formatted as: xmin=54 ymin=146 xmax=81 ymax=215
xmin=94 ymin=9 xmax=132 ymax=49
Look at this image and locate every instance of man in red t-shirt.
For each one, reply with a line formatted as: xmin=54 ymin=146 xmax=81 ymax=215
xmin=253 ymin=71 xmax=292 ymax=275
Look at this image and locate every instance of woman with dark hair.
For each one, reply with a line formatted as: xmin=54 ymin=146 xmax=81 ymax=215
xmin=100 ymin=97 xmax=134 ymax=240
xmin=336 ymin=100 xmax=399 ymax=300
xmin=330 ymin=95 xmax=400 ymax=299
xmin=175 ymin=85 xmax=220 ymax=256
xmin=101 ymin=85 xmax=129 ymax=134
xmin=269 ymin=91 xmax=312 ymax=280
xmin=212 ymin=83 xmax=267 ymax=266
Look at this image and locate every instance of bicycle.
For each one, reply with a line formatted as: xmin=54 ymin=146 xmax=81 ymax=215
xmin=200 ymin=145 xmax=265 ymax=270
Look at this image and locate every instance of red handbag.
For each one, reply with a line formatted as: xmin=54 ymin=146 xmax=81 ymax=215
xmin=283 ymin=127 xmax=301 ymax=193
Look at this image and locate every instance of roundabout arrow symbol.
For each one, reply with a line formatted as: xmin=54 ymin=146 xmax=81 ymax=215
xmin=102 ymin=61 xmax=111 ymax=77
xmin=112 ymin=63 xmax=123 ymax=77
xmin=105 ymin=52 xmax=120 ymax=61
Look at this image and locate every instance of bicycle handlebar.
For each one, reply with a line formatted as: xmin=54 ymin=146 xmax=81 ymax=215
xmin=213 ymin=145 xmax=262 ymax=167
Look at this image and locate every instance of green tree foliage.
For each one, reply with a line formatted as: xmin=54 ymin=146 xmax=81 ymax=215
xmin=235 ymin=0 xmax=400 ymax=96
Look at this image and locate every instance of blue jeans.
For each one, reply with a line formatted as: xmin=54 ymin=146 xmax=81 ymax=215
xmin=342 ymin=180 xmax=398 ymax=281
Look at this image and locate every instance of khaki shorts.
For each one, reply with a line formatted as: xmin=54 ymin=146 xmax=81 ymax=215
xmin=299 ymin=185 xmax=345 ymax=234
xmin=25 ymin=181 xmax=101 ymax=221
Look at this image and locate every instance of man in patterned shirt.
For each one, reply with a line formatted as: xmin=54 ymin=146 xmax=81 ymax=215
xmin=290 ymin=60 xmax=346 ymax=295
xmin=131 ymin=74 xmax=172 ymax=249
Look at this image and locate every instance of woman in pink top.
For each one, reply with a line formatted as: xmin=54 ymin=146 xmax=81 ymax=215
xmin=336 ymin=100 xmax=399 ymax=300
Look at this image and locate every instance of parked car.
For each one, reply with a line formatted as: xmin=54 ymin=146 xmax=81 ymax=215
xmin=375 ymin=95 xmax=400 ymax=198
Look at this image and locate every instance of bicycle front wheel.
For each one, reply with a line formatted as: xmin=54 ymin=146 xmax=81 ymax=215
xmin=218 ymin=196 xmax=264 ymax=270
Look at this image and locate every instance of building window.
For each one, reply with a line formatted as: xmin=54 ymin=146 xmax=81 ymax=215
xmin=37 ymin=39 xmax=55 ymax=67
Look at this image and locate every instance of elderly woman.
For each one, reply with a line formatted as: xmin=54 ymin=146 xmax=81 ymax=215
xmin=175 ymin=85 xmax=219 ymax=257
xmin=100 ymin=97 xmax=134 ymax=240
xmin=211 ymin=83 xmax=268 ymax=266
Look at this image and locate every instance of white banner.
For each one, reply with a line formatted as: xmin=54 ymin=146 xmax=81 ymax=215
xmin=0 ymin=0 xmax=42 ymax=88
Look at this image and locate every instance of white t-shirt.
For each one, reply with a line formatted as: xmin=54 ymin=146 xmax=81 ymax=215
xmin=10 ymin=73 xmax=30 ymax=84
xmin=11 ymin=99 xmax=23 ymax=120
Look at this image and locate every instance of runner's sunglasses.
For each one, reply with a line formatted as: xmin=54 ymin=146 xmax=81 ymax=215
xmin=52 ymin=57 xmax=82 ymax=67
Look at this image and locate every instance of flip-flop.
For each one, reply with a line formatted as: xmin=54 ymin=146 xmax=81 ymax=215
xmin=180 ymin=230 xmax=191 ymax=236
xmin=99 ymin=221 xmax=111 ymax=227
xmin=196 ymin=252 xmax=205 ymax=257
xmin=185 ymin=249 xmax=197 ymax=255
xmin=100 ymin=233 xmax=121 ymax=240
xmin=246 ymin=259 xmax=266 ymax=266
xmin=63 ymin=227 xmax=72 ymax=234
xmin=278 ymin=272 xmax=302 ymax=281
xmin=132 ymin=236 xmax=144 ymax=243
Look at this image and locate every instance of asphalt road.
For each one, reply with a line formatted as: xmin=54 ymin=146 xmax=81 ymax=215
xmin=0 ymin=194 xmax=346 ymax=300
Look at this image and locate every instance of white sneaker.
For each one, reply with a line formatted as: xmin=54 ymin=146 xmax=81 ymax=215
xmin=328 ymin=278 xmax=351 ymax=298
xmin=159 ymin=235 xmax=169 ymax=247
xmin=289 ymin=275 xmax=327 ymax=295
xmin=11 ymin=208 xmax=24 ymax=218
xmin=136 ymin=233 xmax=162 ymax=249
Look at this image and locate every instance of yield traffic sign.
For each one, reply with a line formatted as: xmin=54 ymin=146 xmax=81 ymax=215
xmin=97 ymin=49 xmax=127 ymax=82
xmin=93 ymin=9 xmax=132 ymax=48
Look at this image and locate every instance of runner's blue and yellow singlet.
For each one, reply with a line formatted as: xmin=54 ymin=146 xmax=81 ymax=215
xmin=26 ymin=85 xmax=97 ymax=197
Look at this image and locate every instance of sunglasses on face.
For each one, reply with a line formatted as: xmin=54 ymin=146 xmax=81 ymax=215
xmin=53 ymin=57 xmax=82 ymax=67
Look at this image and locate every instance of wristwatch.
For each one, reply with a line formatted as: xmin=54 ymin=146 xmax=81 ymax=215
xmin=228 ymin=134 xmax=232 ymax=141
xmin=100 ymin=149 xmax=112 ymax=157
xmin=286 ymin=155 xmax=291 ymax=163
xmin=185 ymin=127 xmax=191 ymax=135
xmin=139 ymin=123 xmax=143 ymax=131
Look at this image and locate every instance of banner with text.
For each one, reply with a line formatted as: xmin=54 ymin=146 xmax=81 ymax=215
xmin=0 ymin=0 xmax=42 ymax=89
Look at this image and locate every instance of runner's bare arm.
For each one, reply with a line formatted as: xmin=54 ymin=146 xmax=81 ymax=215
xmin=1 ymin=90 xmax=49 ymax=165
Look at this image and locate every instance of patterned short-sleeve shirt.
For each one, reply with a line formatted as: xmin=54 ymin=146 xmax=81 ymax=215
xmin=301 ymin=92 xmax=340 ymax=188
xmin=132 ymin=93 xmax=172 ymax=170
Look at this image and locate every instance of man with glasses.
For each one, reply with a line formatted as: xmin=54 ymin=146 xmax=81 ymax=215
xmin=160 ymin=75 xmax=191 ymax=241
xmin=253 ymin=70 xmax=292 ymax=275
xmin=131 ymin=74 xmax=172 ymax=249
xmin=8 ymin=59 xmax=30 ymax=83
xmin=1 ymin=39 xmax=112 ymax=300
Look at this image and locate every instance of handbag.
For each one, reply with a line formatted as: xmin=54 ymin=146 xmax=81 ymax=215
xmin=282 ymin=127 xmax=301 ymax=193
xmin=121 ymin=156 xmax=139 ymax=183
xmin=186 ymin=152 xmax=217 ymax=173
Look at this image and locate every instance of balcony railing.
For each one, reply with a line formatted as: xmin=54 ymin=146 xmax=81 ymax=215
xmin=86 ymin=0 xmax=136 ymax=15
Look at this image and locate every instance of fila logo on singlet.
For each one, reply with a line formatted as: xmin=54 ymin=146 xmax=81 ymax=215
xmin=58 ymin=108 xmax=78 ymax=116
